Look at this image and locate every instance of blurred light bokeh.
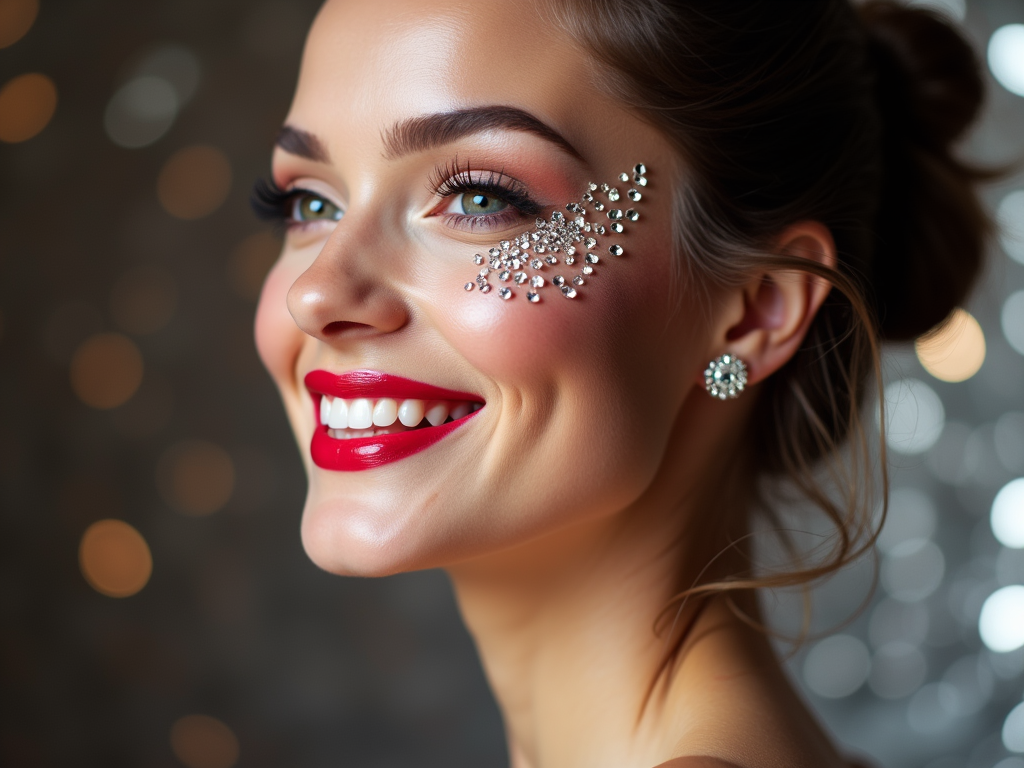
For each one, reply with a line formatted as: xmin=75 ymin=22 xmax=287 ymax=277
xmin=0 ymin=1 xmax=1022 ymax=767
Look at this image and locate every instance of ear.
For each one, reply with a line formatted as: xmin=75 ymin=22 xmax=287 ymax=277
xmin=703 ymin=221 xmax=836 ymax=387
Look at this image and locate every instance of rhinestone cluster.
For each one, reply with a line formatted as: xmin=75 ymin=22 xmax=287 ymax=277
xmin=704 ymin=354 xmax=748 ymax=400
xmin=463 ymin=163 xmax=648 ymax=303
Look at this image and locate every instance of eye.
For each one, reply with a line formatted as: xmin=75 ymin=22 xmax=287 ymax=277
xmin=292 ymin=192 xmax=343 ymax=222
xmin=447 ymin=192 xmax=511 ymax=216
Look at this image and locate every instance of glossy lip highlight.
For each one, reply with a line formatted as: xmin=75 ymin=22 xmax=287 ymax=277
xmin=304 ymin=370 xmax=484 ymax=471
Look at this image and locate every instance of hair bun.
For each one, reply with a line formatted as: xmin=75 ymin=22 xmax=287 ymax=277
xmin=860 ymin=0 xmax=983 ymax=149
xmin=858 ymin=0 xmax=990 ymax=341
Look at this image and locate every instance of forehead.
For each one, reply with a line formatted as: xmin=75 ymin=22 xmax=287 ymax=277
xmin=289 ymin=0 xmax=624 ymax=159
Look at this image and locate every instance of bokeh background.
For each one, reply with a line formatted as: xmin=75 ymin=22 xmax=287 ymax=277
xmin=0 ymin=0 xmax=1022 ymax=766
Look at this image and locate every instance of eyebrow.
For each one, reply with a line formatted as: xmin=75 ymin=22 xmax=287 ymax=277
xmin=381 ymin=105 xmax=583 ymax=161
xmin=275 ymin=125 xmax=330 ymax=162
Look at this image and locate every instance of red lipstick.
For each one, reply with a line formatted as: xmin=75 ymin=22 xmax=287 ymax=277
xmin=304 ymin=370 xmax=483 ymax=472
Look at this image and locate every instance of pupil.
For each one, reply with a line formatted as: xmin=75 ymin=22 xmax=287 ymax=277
xmin=309 ymin=198 xmax=324 ymax=214
xmin=472 ymin=194 xmax=488 ymax=208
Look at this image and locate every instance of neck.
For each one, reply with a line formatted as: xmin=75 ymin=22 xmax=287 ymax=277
xmin=446 ymin=400 xmax=754 ymax=768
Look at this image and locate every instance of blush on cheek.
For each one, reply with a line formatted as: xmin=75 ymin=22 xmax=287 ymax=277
xmin=443 ymin=288 xmax=596 ymax=379
xmin=255 ymin=263 xmax=304 ymax=383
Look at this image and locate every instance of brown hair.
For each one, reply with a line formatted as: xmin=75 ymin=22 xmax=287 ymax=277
xmin=551 ymin=0 xmax=991 ymax=673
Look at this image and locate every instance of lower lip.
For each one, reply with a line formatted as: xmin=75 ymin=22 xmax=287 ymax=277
xmin=310 ymin=412 xmax=479 ymax=471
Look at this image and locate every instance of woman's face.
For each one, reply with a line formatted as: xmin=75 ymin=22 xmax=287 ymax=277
xmin=256 ymin=0 xmax=713 ymax=576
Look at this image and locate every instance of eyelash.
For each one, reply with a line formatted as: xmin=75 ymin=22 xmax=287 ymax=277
xmin=251 ymin=177 xmax=312 ymax=227
xmin=250 ymin=162 xmax=543 ymax=231
xmin=429 ymin=160 xmax=542 ymax=230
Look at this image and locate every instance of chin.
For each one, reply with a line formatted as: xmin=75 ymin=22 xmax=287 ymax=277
xmin=298 ymin=493 xmax=423 ymax=578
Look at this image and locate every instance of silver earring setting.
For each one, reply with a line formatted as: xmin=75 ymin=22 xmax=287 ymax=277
xmin=463 ymin=164 xmax=649 ymax=303
xmin=704 ymin=354 xmax=747 ymax=400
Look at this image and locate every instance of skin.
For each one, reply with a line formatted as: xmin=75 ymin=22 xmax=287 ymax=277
xmin=255 ymin=1 xmax=862 ymax=766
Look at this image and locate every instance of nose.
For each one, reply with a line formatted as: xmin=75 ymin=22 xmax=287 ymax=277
xmin=286 ymin=220 xmax=409 ymax=343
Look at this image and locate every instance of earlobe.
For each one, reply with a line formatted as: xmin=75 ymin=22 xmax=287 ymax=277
xmin=705 ymin=221 xmax=837 ymax=388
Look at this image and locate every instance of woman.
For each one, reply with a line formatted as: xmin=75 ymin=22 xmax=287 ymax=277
xmin=252 ymin=0 xmax=989 ymax=765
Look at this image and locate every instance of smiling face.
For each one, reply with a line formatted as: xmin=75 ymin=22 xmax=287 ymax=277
xmin=255 ymin=0 xmax=718 ymax=577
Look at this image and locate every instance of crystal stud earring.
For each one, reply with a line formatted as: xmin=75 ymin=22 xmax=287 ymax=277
xmin=704 ymin=354 xmax=747 ymax=400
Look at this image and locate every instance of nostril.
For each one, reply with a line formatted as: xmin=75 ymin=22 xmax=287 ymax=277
xmin=322 ymin=320 xmax=376 ymax=337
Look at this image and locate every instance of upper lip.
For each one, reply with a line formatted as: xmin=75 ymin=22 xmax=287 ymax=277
xmin=304 ymin=369 xmax=484 ymax=402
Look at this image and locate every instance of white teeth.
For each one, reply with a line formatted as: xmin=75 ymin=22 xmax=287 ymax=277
xmin=348 ymin=398 xmax=373 ymax=429
xmin=425 ymin=401 xmax=449 ymax=427
xmin=322 ymin=395 xmax=481 ymax=436
xmin=398 ymin=399 xmax=425 ymax=427
xmin=372 ymin=398 xmax=399 ymax=427
xmin=328 ymin=397 xmax=349 ymax=429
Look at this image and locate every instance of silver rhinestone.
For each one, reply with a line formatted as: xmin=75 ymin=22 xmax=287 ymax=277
xmin=530 ymin=258 xmax=543 ymax=270
xmin=565 ymin=245 xmax=576 ymax=256
xmin=634 ymin=175 xmax=647 ymax=187
xmin=551 ymin=211 xmax=564 ymax=222
xmin=489 ymin=247 xmax=500 ymax=257
xmin=627 ymin=189 xmax=641 ymax=202
xmin=531 ymin=231 xmax=542 ymax=241
xmin=600 ymin=183 xmax=609 ymax=193
xmin=567 ymin=202 xmax=583 ymax=213
xmin=572 ymin=275 xmax=585 ymax=286
xmin=480 ymin=283 xmax=492 ymax=293
xmin=518 ymin=234 xmax=531 ymax=247
xmin=530 ymin=275 xmax=545 ymax=288
xmin=553 ymin=275 xmax=565 ymax=286
xmin=464 ymin=282 xmax=475 ymax=291
xmin=618 ymin=172 xmax=629 ymax=182
xmin=584 ymin=223 xmax=591 ymax=232
xmin=594 ymin=225 xmax=606 ymax=235
xmin=499 ymin=240 xmax=510 ymax=251
xmin=585 ymin=237 xmax=597 ymax=249
xmin=585 ymin=253 xmax=600 ymax=264
xmin=607 ymin=188 xmax=620 ymax=202
xmin=588 ymin=182 xmax=598 ymax=191
xmin=625 ymin=209 xmax=639 ymax=221
xmin=511 ymin=259 xmax=522 ymax=270
xmin=634 ymin=163 xmax=646 ymax=176
xmin=561 ymin=285 xmax=578 ymax=299
xmin=535 ymin=218 xmax=547 ymax=229
xmin=592 ymin=201 xmax=605 ymax=212
xmin=582 ymin=192 xmax=594 ymax=203
xmin=499 ymin=270 xmax=511 ymax=281
xmin=609 ymin=244 xmax=623 ymax=256
xmin=545 ymin=255 xmax=558 ymax=265
xmin=582 ymin=265 xmax=594 ymax=275
xmin=565 ymin=256 xmax=575 ymax=265
xmin=535 ymin=244 xmax=547 ymax=254
xmin=610 ymin=222 xmax=624 ymax=233
xmin=527 ymin=291 xmax=540 ymax=303
xmin=574 ymin=216 xmax=585 ymax=227
xmin=513 ymin=271 xmax=527 ymax=284
xmin=608 ymin=209 xmax=623 ymax=221
xmin=498 ymin=287 xmax=513 ymax=300
xmin=473 ymin=254 xmax=484 ymax=265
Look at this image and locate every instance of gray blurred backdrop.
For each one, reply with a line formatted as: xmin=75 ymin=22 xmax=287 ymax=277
xmin=0 ymin=1 xmax=1022 ymax=767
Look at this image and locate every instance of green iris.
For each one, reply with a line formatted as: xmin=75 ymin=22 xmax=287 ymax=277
xmin=459 ymin=192 xmax=508 ymax=215
xmin=294 ymin=193 xmax=342 ymax=222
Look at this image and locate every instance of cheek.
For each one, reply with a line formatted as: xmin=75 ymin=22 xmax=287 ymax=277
xmin=255 ymin=259 xmax=304 ymax=386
